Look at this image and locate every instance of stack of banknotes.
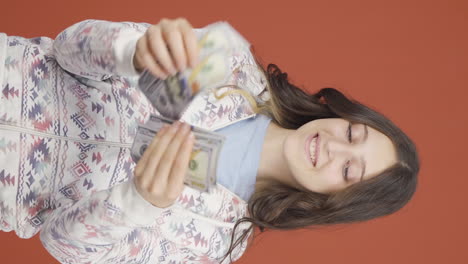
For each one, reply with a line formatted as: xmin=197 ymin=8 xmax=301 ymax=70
xmin=131 ymin=22 xmax=250 ymax=192
xmin=130 ymin=115 xmax=226 ymax=193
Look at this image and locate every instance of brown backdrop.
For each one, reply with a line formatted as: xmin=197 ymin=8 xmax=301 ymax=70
xmin=1 ymin=0 xmax=467 ymax=263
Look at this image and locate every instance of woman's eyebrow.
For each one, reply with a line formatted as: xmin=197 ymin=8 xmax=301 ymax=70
xmin=360 ymin=125 xmax=369 ymax=181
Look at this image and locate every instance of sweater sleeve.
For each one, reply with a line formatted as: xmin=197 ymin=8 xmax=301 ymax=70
xmin=39 ymin=180 xmax=174 ymax=263
xmin=39 ymin=179 xmax=249 ymax=263
xmin=53 ymin=19 xmax=150 ymax=81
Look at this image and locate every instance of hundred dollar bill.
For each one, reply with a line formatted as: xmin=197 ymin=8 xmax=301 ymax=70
xmin=185 ymin=142 xmax=215 ymax=192
xmin=138 ymin=71 xmax=193 ymax=120
xmin=131 ymin=129 xmax=216 ymax=192
xmin=142 ymin=115 xmax=225 ymax=187
xmin=137 ymin=21 xmax=250 ymax=120
xmin=131 ymin=115 xmax=225 ymax=192
xmin=134 ymin=22 xmax=248 ymax=192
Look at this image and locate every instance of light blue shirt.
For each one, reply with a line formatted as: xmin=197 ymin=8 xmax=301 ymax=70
xmin=214 ymin=114 xmax=272 ymax=201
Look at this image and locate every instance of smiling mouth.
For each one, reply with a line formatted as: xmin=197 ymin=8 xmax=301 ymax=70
xmin=306 ymin=133 xmax=319 ymax=167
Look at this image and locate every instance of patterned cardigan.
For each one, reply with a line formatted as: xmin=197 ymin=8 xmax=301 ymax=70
xmin=0 ymin=19 xmax=269 ymax=263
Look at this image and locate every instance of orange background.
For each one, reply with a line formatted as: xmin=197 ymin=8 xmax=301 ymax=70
xmin=1 ymin=0 xmax=467 ymax=263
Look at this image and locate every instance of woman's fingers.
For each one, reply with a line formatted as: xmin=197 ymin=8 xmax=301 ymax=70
xmin=178 ymin=19 xmax=199 ymax=68
xmin=165 ymin=28 xmax=187 ymax=71
xmin=152 ymin=122 xmax=192 ymax=191
xmin=137 ymin=35 xmax=168 ymax=79
xmin=134 ymin=124 xmax=171 ymax=175
xmin=134 ymin=124 xmax=170 ymax=188
xmin=133 ymin=18 xmax=199 ymax=79
xmin=133 ymin=120 xmax=194 ymax=208
xmin=147 ymin=25 xmax=177 ymax=76
xmin=168 ymin=128 xmax=194 ymax=190
xmin=142 ymin=122 xmax=180 ymax=186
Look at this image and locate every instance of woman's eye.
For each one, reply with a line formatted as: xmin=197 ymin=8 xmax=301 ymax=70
xmin=347 ymin=122 xmax=353 ymax=142
xmin=343 ymin=160 xmax=350 ymax=181
xmin=343 ymin=121 xmax=353 ymax=182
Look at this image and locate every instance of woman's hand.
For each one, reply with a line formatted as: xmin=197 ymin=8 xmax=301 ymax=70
xmin=133 ymin=18 xmax=199 ymax=79
xmin=133 ymin=121 xmax=194 ymax=208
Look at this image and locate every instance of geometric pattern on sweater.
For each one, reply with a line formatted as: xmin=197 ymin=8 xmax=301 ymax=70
xmin=0 ymin=19 xmax=267 ymax=263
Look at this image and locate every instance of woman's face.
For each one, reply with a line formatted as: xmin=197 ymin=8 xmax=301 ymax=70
xmin=283 ymin=118 xmax=398 ymax=194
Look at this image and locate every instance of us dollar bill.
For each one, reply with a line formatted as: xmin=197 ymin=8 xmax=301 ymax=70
xmin=143 ymin=115 xmax=225 ymax=188
xmin=138 ymin=71 xmax=193 ymax=120
xmin=131 ymin=115 xmax=225 ymax=192
xmin=137 ymin=21 xmax=250 ymax=121
xmin=134 ymin=22 xmax=248 ymax=192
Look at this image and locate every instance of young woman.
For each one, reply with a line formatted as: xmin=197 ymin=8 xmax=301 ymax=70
xmin=0 ymin=18 xmax=419 ymax=263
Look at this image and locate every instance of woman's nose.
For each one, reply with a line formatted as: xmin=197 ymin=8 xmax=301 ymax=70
xmin=327 ymin=138 xmax=355 ymax=159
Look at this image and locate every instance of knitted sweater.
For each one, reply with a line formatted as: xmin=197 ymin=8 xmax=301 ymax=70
xmin=0 ymin=19 xmax=269 ymax=263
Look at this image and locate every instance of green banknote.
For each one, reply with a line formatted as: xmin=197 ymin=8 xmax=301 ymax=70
xmin=137 ymin=21 xmax=250 ymax=120
xmin=131 ymin=115 xmax=225 ymax=193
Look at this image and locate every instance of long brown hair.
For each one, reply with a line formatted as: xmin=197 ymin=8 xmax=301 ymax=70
xmin=218 ymin=62 xmax=420 ymax=263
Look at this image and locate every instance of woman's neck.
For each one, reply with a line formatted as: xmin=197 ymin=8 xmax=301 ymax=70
xmin=256 ymin=121 xmax=299 ymax=190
